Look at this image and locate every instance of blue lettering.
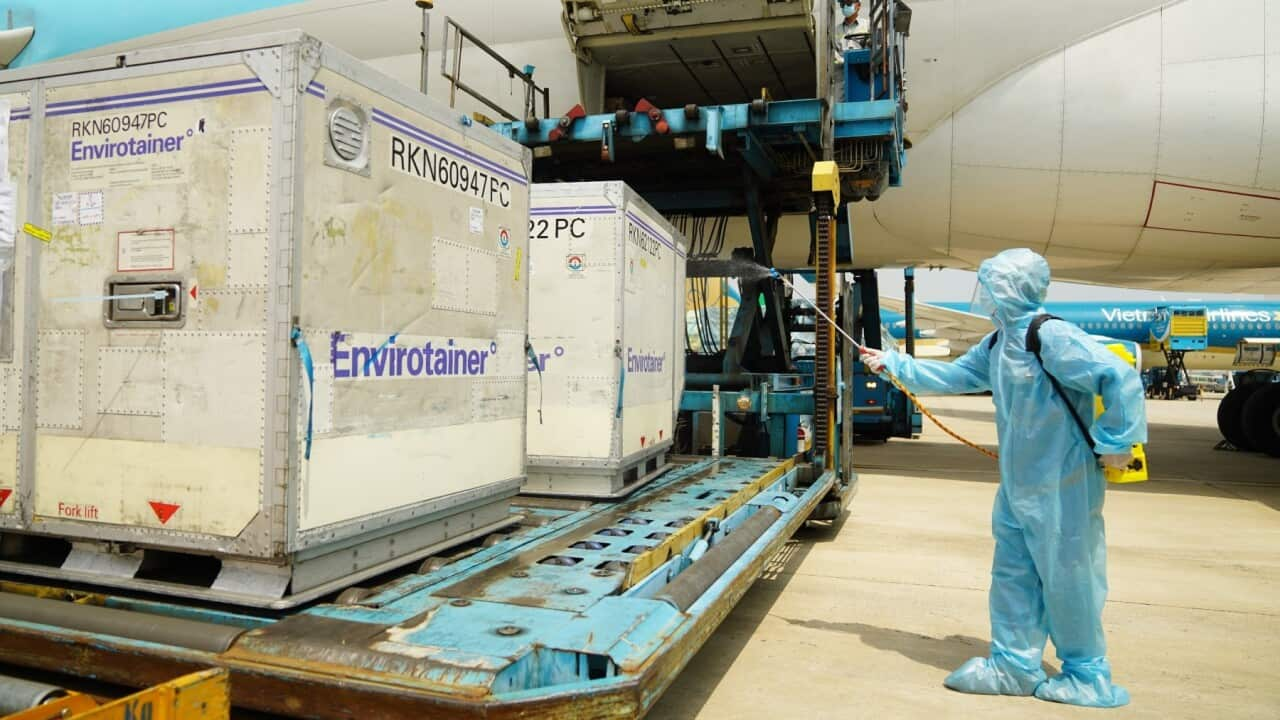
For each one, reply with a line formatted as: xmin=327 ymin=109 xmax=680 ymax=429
xmin=69 ymin=132 xmax=188 ymax=163
xmin=369 ymin=343 xmax=391 ymax=375
xmin=626 ymin=348 xmax=666 ymax=373
xmin=352 ymin=347 xmax=371 ymax=376
xmin=330 ymin=332 xmax=350 ymax=378
xmin=422 ymin=342 xmax=434 ymax=375
xmin=328 ymin=336 xmax=494 ymax=379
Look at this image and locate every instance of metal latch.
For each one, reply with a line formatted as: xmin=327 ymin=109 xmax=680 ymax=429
xmin=104 ymin=279 xmax=185 ymax=327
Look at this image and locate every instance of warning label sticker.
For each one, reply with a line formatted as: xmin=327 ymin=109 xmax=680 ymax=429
xmin=57 ymin=501 xmax=100 ymax=520
xmin=117 ymin=229 xmax=175 ymax=272
xmin=78 ymin=190 xmax=104 ymax=226
xmin=52 ymin=192 xmax=77 ymax=225
xmin=148 ymin=500 xmax=181 ymax=524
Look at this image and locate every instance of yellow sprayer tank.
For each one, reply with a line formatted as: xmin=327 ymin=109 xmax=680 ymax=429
xmin=1098 ymin=344 xmax=1148 ymax=484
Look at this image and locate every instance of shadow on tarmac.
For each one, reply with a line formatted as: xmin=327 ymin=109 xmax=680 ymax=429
xmin=652 ymin=516 xmax=847 ymax=719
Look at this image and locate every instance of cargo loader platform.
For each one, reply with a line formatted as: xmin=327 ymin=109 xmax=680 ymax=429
xmin=0 ymin=456 xmax=834 ymax=719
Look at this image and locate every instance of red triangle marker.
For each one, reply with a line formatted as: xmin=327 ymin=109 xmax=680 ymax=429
xmin=0 ymin=489 xmax=11 ymax=507
xmin=189 ymin=285 xmax=198 ymax=300
xmin=640 ymin=435 xmax=646 ymax=447
xmin=148 ymin=501 xmax=180 ymax=524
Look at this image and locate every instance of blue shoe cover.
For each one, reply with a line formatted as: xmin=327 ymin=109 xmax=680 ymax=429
xmin=1034 ymin=659 xmax=1130 ymax=708
xmin=943 ymin=656 xmax=1045 ymax=696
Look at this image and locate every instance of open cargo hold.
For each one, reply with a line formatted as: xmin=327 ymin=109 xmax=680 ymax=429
xmin=526 ymin=182 xmax=687 ymax=497
xmin=0 ymin=32 xmax=531 ymax=607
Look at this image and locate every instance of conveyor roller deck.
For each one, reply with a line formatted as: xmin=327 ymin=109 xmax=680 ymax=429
xmin=0 ymin=457 xmax=834 ymax=719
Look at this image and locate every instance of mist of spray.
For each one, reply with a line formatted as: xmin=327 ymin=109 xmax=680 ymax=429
xmin=767 ymin=267 xmax=869 ymax=354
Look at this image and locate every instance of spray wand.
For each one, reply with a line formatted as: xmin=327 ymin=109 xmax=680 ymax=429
xmin=769 ymin=268 xmax=1000 ymax=461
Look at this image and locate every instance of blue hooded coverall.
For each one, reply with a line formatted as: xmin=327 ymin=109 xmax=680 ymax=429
xmin=880 ymin=249 xmax=1147 ymax=708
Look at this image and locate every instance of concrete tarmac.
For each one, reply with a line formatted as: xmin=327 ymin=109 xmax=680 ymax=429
xmin=654 ymin=394 xmax=1280 ymax=719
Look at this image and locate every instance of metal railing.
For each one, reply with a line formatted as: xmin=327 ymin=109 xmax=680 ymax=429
xmin=868 ymin=0 xmax=893 ymax=102
xmin=866 ymin=0 xmax=909 ymax=170
xmin=440 ymin=17 xmax=551 ymax=123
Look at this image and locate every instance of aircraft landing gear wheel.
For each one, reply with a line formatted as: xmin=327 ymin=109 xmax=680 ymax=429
xmin=1241 ymin=384 xmax=1280 ymax=458
xmin=1218 ymin=385 xmax=1262 ymax=451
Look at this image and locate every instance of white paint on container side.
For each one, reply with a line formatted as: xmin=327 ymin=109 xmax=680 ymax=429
xmin=526 ymin=191 xmax=619 ymax=460
xmin=32 ymin=435 xmax=260 ymax=536
xmin=298 ymin=418 xmax=523 ymax=530
xmin=620 ymin=201 xmax=678 ymax=458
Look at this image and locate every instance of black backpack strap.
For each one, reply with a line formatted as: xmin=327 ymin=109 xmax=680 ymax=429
xmin=1026 ymin=314 xmax=1099 ymax=457
xmin=1024 ymin=314 xmax=1056 ymax=357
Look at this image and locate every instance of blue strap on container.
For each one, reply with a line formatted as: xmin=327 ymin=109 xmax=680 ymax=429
xmin=364 ymin=333 xmax=399 ymax=376
xmin=616 ymin=355 xmax=626 ymax=419
xmin=525 ymin=341 xmax=544 ymax=425
xmin=291 ymin=327 xmax=315 ymax=460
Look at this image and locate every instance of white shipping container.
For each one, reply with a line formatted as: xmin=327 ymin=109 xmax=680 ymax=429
xmin=0 ymin=33 xmax=531 ymax=607
xmin=526 ymin=182 xmax=687 ymax=497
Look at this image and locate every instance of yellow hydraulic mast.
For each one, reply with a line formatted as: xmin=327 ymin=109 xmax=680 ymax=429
xmin=811 ymin=161 xmax=840 ymax=469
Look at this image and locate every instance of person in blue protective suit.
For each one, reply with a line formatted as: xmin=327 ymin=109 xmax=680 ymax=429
xmin=861 ymin=248 xmax=1146 ymax=708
